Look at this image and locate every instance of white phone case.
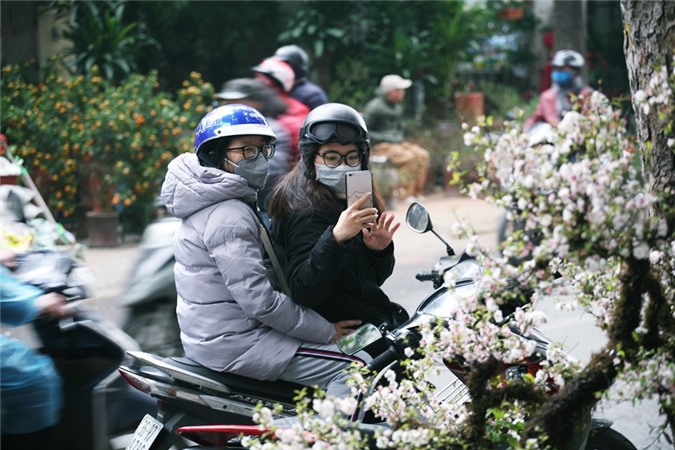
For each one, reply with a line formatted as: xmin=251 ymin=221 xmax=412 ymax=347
xmin=346 ymin=170 xmax=373 ymax=209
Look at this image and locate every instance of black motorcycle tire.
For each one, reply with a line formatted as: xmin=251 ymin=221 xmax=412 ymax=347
xmin=585 ymin=427 xmax=637 ymax=450
xmin=123 ymin=300 xmax=183 ymax=357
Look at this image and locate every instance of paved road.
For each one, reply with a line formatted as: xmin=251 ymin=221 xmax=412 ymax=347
xmin=11 ymin=189 xmax=666 ymax=449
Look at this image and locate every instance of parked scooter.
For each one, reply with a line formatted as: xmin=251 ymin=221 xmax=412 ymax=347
xmin=122 ymin=201 xmax=183 ymax=357
xmin=119 ymin=203 xmax=636 ymax=450
xmin=8 ymin=250 xmax=156 ymax=450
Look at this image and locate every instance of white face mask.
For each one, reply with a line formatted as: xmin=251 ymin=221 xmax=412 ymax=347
xmin=315 ymin=164 xmax=359 ymax=197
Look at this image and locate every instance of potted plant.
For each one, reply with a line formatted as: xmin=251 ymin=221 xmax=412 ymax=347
xmin=453 ymin=79 xmax=485 ymax=124
xmin=82 ymin=71 xmax=210 ymax=246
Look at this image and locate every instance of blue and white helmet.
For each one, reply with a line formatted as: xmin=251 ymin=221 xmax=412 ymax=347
xmin=194 ymin=104 xmax=276 ymax=167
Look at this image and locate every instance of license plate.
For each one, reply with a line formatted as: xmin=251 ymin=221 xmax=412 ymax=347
xmin=126 ymin=414 xmax=164 ymax=450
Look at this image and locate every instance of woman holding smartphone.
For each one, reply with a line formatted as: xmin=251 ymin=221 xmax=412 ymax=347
xmin=268 ymin=103 xmax=408 ymax=330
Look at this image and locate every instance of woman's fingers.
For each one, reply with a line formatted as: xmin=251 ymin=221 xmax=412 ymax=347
xmin=351 ymin=192 xmax=372 ymax=209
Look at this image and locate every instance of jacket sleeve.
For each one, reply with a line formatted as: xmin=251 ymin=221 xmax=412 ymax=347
xmin=205 ymin=205 xmax=335 ymax=343
xmin=282 ymin=212 xmax=349 ymax=308
xmin=524 ymin=89 xmax=560 ymax=131
xmin=366 ymin=242 xmax=395 ymax=286
xmin=0 ymin=267 xmax=42 ymax=326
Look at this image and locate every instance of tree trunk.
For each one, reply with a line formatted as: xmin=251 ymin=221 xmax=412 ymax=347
xmin=621 ymin=0 xmax=675 ymax=221
xmin=553 ymin=0 xmax=586 ymax=54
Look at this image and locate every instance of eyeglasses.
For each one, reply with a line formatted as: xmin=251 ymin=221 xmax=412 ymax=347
xmin=317 ymin=150 xmax=362 ymax=168
xmin=226 ymin=143 xmax=275 ymax=160
xmin=305 ymin=122 xmax=366 ymax=145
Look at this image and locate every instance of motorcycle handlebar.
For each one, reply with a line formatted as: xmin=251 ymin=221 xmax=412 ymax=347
xmin=367 ymin=347 xmax=399 ymax=372
xmin=415 ymin=271 xmax=436 ymax=282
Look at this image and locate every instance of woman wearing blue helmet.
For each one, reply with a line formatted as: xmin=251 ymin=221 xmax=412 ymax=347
xmin=160 ymin=104 xmax=363 ymax=397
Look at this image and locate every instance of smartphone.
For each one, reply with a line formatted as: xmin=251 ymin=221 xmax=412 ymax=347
xmin=346 ymin=170 xmax=373 ymax=209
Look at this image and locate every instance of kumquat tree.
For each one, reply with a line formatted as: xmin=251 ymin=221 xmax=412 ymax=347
xmin=0 ymin=63 xmax=212 ymax=220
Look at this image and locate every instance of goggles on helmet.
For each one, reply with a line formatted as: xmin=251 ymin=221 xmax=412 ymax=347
xmin=305 ymin=122 xmax=366 ymax=145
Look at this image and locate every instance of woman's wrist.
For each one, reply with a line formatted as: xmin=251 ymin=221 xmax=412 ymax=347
xmin=329 ymin=225 xmax=350 ymax=246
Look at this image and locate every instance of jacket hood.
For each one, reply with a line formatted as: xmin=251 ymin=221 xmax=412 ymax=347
xmin=161 ymin=153 xmax=257 ymax=218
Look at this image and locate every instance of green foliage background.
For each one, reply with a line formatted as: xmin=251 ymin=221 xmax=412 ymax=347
xmin=0 ymin=0 xmax=629 ymax=233
xmin=0 ymin=62 xmax=213 ymax=229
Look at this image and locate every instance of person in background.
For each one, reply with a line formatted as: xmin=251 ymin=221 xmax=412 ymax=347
xmin=214 ymin=78 xmax=292 ymax=216
xmin=1 ymin=257 xmax=68 ymax=450
xmin=268 ymin=103 xmax=408 ymax=330
xmin=524 ymin=49 xmax=595 ymax=131
xmin=161 ymin=104 xmax=363 ymax=398
xmin=538 ymin=30 xmax=555 ymax=93
xmin=274 ymin=44 xmax=328 ymax=110
xmin=363 ymin=74 xmax=430 ymax=203
xmin=251 ymin=57 xmax=310 ymax=162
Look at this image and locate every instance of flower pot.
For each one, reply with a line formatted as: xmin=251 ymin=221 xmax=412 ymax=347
xmin=86 ymin=211 xmax=120 ymax=247
xmin=454 ymin=92 xmax=485 ymax=123
xmin=0 ymin=175 xmax=19 ymax=185
xmin=499 ymin=7 xmax=524 ymax=20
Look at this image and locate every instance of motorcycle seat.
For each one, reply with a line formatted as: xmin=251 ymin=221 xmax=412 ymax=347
xmin=168 ymin=356 xmax=311 ymax=403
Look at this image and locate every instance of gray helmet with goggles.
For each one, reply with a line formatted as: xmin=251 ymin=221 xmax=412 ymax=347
xmin=300 ymin=103 xmax=370 ymax=146
xmin=299 ymin=103 xmax=370 ymax=178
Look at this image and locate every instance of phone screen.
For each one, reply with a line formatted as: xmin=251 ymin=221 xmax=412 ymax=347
xmin=346 ymin=170 xmax=373 ymax=209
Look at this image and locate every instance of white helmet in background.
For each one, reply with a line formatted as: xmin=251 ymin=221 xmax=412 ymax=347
xmin=551 ymin=50 xmax=585 ymax=69
xmin=251 ymin=58 xmax=295 ymax=93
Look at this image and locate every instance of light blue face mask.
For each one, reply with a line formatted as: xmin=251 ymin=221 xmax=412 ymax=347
xmin=315 ymin=164 xmax=360 ymax=197
xmin=551 ymin=70 xmax=574 ymax=87
xmin=226 ymin=154 xmax=269 ymax=190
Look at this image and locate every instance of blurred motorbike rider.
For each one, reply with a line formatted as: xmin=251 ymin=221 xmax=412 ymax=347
xmin=160 ymin=104 xmax=364 ymax=398
xmin=273 ymin=44 xmax=328 ymax=110
xmin=251 ymin=57 xmax=309 ymax=162
xmin=1 ymin=259 xmax=68 ymax=450
xmin=524 ymin=49 xmax=594 ymax=131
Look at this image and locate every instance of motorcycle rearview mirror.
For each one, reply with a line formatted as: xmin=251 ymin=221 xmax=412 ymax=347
xmin=337 ymin=323 xmax=383 ymax=355
xmin=406 ymin=202 xmax=432 ymax=233
xmin=405 ymin=202 xmax=455 ymax=256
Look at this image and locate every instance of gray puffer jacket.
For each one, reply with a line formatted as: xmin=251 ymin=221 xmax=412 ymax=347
xmin=161 ymin=153 xmax=335 ymax=380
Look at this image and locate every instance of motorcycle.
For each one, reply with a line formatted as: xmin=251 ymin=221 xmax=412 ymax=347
xmin=119 ymin=202 xmax=636 ymax=450
xmin=122 ymin=201 xmax=183 ymax=357
xmin=7 ymin=250 xmax=157 ymax=450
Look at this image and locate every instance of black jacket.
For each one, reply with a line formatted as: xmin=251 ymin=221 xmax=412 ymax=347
xmin=270 ymin=208 xmax=404 ymax=327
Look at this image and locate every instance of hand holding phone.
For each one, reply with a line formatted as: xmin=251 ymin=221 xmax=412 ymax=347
xmin=346 ymin=170 xmax=373 ymax=209
xmin=332 ymin=170 xmax=378 ymax=244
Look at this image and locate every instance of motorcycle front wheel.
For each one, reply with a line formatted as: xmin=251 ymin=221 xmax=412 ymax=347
xmin=585 ymin=427 xmax=637 ymax=450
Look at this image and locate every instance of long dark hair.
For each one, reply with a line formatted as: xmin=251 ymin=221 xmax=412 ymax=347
xmin=267 ymin=141 xmax=386 ymax=221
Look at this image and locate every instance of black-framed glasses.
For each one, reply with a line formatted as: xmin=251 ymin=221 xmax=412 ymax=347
xmin=305 ymin=122 xmax=366 ymax=145
xmin=226 ymin=143 xmax=275 ymax=160
xmin=317 ymin=150 xmax=362 ymax=168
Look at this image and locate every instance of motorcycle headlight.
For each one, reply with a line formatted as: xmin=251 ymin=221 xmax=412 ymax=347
xmin=422 ymin=283 xmax=479 ymax=319
xmin=445 ymin=260 xmax=482 ymax=285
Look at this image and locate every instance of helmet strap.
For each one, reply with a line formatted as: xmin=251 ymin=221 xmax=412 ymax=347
xmin=197 ymin=138 xmax=229 ymax=169
xmin=215 ymin=139 xmax=231 ymax=171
